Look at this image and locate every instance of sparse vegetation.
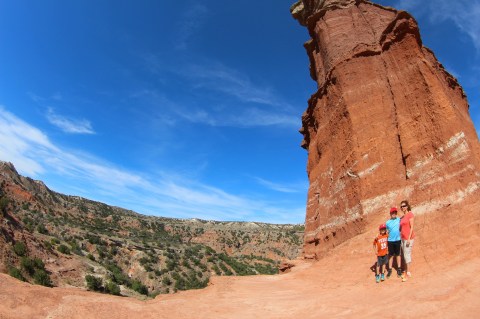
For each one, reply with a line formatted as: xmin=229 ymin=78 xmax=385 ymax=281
xmin=0 ymin=161 xmax=304 ymax=298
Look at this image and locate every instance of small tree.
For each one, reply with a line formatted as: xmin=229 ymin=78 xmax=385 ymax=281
xmin=0 ymin=196 xmax=9 ymax=216
xmin=85 ymin=275 xmax=103 ymax=292
xmin=57 ymin=244 xmax=71 ymax=255
xmin=105 ymin=281 xmax=121 ymax=296
xmin=33 ymin=269 xmax=52 ymax=287
xmin=37 ymin=223 xmax=48 ymax=234
xmin=20 ymin=257 xmax=36 ymax=276
xmin=8 ymin=266 xmax=25 ymax=282
xmin=13 ymin=242 xmax=27 ymax=257
xmin=130 ymin=279 xmax=148 ymax=295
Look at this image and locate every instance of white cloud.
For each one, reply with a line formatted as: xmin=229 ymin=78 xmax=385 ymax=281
xmin=186 ymin=62 xmax=290 ymax=108
xmin=393 ymin=0 xmax=480 ymax=52
xmin=175 ymin=106 xmax=299 ymax=128
xmin=0 ymin=107 xmax=305 ymax=223
xmin=254 ymin=177 xmax=307 ymax=193
xmin=428 ymin=0 xmax=480 ymax=52
xmin=175 ymin=4 xmax=209 ymax=51
xmin=46 ymin=107 xmax=95 ymax=134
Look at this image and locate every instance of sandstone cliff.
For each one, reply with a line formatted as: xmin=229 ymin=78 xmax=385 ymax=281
xmin=291 ymin=0 xmax=480 ymax=258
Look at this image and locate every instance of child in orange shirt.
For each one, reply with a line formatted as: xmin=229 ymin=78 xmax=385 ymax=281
xmin=373 ymin=223 xmax=389 ymax=283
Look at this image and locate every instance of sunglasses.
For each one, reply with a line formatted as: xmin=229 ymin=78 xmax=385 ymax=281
xmin=400 ymin=205 xmax=407 ymax=208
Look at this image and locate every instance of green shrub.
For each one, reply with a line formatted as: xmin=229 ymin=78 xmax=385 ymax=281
xmin=13 ymin=242 xmax=27 ymax=256
xmin=87 ymin=254 xmax=96 ymax=261
xmin=105 ymin=281 xmax=121 ymax=296
xmin=8 ymin=266 xmax=25 ymax=281
xmin=37 ymin=223 xmax=48 ymax=234
xmin=131 ymin=280 xmax=148 ymax=295
xmin=20 ymin=256 xmax=47 ymax=277
xmin=162 ymin=276 xmax=172 ymax=286
xmin=33 ymin=269 xmax=52 ymax=287
xmin=20 ymin=257 xmax=35 ymax=276
xmin=43 ymin=240 xmax=53 ymax=251
xmin=57 ymin=244 xmax=70 ymax=255
xmin=85 ymin=275 xmax=103 ymax=291
xmin=0 ymin=196 xmax=9 ymax=215
xmin=32 ymin=257 xmax=45 ymax=270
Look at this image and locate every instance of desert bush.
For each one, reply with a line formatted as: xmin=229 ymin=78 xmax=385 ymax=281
xmin=8 ymin=266 xmax=25 ymax=281
xmin=43 ymin=240 xmax=53 ymax=251
xmin=105 ymin=262 xmax=129 ymax=285
xmin=33 ymin=269 xmax=52 ymax=287
xmin=162 ymin=276 xmax=172 ymax=286
xmin=85 ymin=275 xmax=103 ymax=292
xmin=0 ymin=196 xmax=9 ymax=215
xmin=57 ymin=244 xmax=70 ymax=255
xmin=36 ymin=223 xmax=48 ymax=234
xmin=130 ymin=279 xmax=148 ymax=295
xmin=20 ymin=257 xmax=35 ymax=276
xmin=13 ymin=242 xmax=27 ymax=256
xmin=105 ymin=281 xmax=121 ymax=296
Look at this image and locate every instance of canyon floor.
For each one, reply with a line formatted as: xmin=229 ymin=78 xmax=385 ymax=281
xmin=1 ymin=199 xmax=479 ymax=319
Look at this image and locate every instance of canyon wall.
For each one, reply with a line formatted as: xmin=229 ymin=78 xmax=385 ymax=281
xmin=291 ymin=0 xmax=480 ymax=258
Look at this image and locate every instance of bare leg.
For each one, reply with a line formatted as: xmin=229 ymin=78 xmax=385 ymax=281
xmin=396 ymin=255 xmax=401 ymax=275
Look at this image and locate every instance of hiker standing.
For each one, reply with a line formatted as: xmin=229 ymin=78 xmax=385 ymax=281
xmin=373 ymin=224 xmax=389 ymax=283
xmin=386 ymin=207 xmax=401 ymax=278
xmin=399 ymin=200 xmax=415 ymax=282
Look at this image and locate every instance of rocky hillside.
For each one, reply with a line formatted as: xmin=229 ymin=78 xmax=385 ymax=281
xmin=0 ymin=161 xmax=303 ymax=298
xmin=291 ymin=0 xmax=480 ymax=258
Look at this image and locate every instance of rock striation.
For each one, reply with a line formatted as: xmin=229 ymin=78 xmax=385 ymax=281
xmin=291 ymin=0 xmax=480 ymax=258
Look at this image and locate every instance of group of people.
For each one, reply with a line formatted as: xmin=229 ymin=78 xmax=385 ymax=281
xmin=373 ymin=200 xmax=415 ymax=283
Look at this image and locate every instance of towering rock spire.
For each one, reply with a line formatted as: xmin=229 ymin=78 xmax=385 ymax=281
xmin=292 ymin=0 xmax=480 ymax=258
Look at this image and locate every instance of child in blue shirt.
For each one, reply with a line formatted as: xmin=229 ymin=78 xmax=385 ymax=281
xmin=386 ymin=207 xmax=401 ymax=278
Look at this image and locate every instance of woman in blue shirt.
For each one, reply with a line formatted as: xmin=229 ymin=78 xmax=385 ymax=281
xmin=386 ymin=207 xmax=401 ymax=278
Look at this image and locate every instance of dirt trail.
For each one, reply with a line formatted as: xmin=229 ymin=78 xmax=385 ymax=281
xmin=1 ymin=201 xmax=479 ymax=319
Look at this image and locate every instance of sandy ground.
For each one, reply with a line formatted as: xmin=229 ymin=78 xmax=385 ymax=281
xmin=1 ymin=202 xmax=479 ymax=319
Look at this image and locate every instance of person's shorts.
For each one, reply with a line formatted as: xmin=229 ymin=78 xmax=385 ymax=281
xmin=377 ymin=255 xmax=388 ymax=266
xmin=388 ymin=241 xmax=401 ymax=256
xmin=401 ymin=239 xmax=414 ymax=263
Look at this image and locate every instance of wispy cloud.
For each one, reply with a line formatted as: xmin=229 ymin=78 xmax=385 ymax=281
xmin=429 ymin=0 xmax=480 ymax=52
xmin=175 ymin=106 xmax=299 ymax=128
xmin=46 ymin=107 xmax=95 ymax=134
xmin=185 ymin=62 xmax=291 ymax=108
xmin=175 ymin=4 xmax=209 ymax=51
xmin=133 ymin=59 xmax=300 ymax=128
xmin=254 ymin=177 xmax=307 ymax=193
xmin=0 ymin=107 xmax=304 ymax=223
xmin=394 ymin=0 xmax=480 ymax=52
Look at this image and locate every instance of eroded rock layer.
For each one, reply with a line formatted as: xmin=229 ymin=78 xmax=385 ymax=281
xmin=292 ymin=0 xmax=480 ymax=258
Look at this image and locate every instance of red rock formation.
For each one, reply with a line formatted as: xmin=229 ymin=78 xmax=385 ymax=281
xmin=291 ymin=0 xmax=480 ymax=258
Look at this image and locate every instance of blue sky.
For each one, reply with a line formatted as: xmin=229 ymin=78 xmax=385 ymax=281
xmin=0 ymin=0 xmax=479 ymax=224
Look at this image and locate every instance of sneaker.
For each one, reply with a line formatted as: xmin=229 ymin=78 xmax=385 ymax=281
xmin=376 ymin=275 xmax=380 ymax=283
xmin=401 ymin=273 xmax=407 ymax=282
xmin=381 ymin=273 xmax=385 ymax=281
xmin=397 ymin=269 xmax=402 ymax=277
xmin=407 ymin=271 xmax=412 ymax=277
xmin=387 ymin=269 xmax=392 ymax=278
